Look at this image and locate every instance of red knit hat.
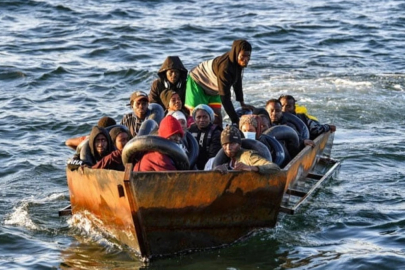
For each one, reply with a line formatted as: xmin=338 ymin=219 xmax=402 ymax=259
xmin=158 ymin=115 xmax=184 ymax=139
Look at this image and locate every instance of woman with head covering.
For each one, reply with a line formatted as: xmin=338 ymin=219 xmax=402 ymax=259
xmin=188 ymin=104 xmax=223 ymax=170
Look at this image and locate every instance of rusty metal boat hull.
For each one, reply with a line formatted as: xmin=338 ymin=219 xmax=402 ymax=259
xmin=65 ymin=131 xmax=335 ymax=259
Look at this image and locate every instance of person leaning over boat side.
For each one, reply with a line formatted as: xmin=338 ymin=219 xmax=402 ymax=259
xmin=160 ymin=89 xmax=193 ymax=127
xmin=213 ymin=125 xmax=280 ymax=174
xmin=185 ymin=39 xmax=255 ymax=127
xmin=65 ymin=116 xmax=116 ymax=150
xmin=188 ymin=104 xmax=223 ymax=170
xmin=149 ymin=56 xmax=188 ymax=110
xmin=92 ymin=127 xmax=131 ymax=171
xmin=279 ymin=95 xmax=336 ymax=140
xmin=133 ymin=115 xmax=185 ymax=172
xmin=265 ymin=99 xmax=315 ymax=149
xmin=121 ymin=91 xmax=152 ymax=137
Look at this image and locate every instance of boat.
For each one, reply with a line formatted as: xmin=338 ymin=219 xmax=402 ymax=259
xmin=60 ymin=131 xmax=340 ymax=259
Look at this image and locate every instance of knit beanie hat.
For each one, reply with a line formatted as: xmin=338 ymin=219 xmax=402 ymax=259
xmin=192 ymin=104 xmax=215 ymax=123
xmin=159 ymin=89 xmax=178 ymax=109
xmin=158 ymin=115 xmax=184 ymax=139
xmin=221 ymin=125 xmax=242 ymax=145
xmin=109 ymin=127 xmax=131 ymax=146
xmin=97 ymin=116 xmax=116 ymax=128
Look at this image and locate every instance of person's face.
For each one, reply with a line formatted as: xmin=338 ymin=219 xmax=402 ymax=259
xmin=237 ymin=50 xmax=251 ymax=68
xmin=260 ymin=116 xmax=271 ymax=131
xmin=166 ymin=69 xmax=180 ymax=84
xmin=115 ymin=132 xmax=129 ymax=151
xmin=132 ymin=99 xmax=149 ymax=118
xmin=223 ymin=142 xmax=241 ymax=158
xmin=241 ymin=123 xmax=256 ymax=133
xmin=195 ymin=110 xmax=210 ymax=129
xmin=95 ymin=134 xmax=108 ymax=156
xmin=266 ymin=102 xmax=283 ymax=123
xmin=177 ymin=118 xmax=187 ymax=133
xmin=280 ymin=97 xmax=295 ymax=113
xmin=167 ymin=133 xmax=182 ymax=144
xmin=168 ymin=94 xmax=182 ymax=111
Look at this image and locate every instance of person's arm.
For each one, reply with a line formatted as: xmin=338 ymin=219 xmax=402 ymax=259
xmin=239 ymin=151 xmax=280 ymax=174
xmin=65 ymin=135 xmax=87 ymax=150
xmin=304 ymin=114 xmax=334 ymax=138
xmin=220 ymin=95 xmax=239 ymax=125
xmin=148 ymin=80 xmax=161 ymax=104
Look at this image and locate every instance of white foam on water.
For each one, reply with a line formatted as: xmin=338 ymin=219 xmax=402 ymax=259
xmin=3 ymin=193 xmax=66 ymax=230
xmin=67 ymin=211 xmax=124 ymax=252
xmin=4 ymin=201 xmax=39 ymax=230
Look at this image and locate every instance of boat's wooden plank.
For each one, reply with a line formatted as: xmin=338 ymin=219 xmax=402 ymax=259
xmin=58 ymin=205 xmax=72 ymax=216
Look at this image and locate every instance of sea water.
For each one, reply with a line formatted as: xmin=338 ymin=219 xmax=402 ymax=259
xmin=1 ymin=0 xmax=405 ymax=269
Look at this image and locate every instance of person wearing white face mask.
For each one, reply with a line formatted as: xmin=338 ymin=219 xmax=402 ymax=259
xmin=239 ymin=114 xmax=262 ymax=140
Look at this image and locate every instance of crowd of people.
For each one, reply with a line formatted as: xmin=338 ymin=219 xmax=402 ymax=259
xmin=67 ymin=39 xmax=336 ymax=175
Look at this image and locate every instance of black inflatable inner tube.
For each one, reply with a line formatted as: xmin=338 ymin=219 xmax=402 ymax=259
xmin=212 ymin=138 xmax=272 ymax=168
xmin=122 ymin=135 xmax=189 ymax=170
xmin=183 ymin=131 xmax=199 ymax=169
xmin=147 ymin=103 xmax=165 ymax=125
xmin=258 ymin=134 xmax=285 ymax=167
xmin=282 ymin=112 xmax=310 ymax=140
xmin=263 ymin=125 xmax=300 ymax=159
xmin=137 ymin=119 xmax=159 ymax=136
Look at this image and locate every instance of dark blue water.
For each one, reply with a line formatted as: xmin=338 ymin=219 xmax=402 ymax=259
xmin=1 ymin=0 xmax=405 ymax=269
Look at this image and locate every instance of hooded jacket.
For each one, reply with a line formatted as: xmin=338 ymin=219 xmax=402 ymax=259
xmin=149 ymin=56 xmax=188 ymax=108
xmin=189 ymin=40 xmax=252 ymax=125
xmin=214 ymin=40 xmax=251 ymax=125
xmin=88 ymin=126 xmax=113 ymax=164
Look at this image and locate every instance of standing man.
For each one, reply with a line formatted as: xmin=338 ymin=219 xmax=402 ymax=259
xmin=121 ymin=91 xmax=151 ymax=137
xmin=185 ymin=40 xmax=255 ymax=127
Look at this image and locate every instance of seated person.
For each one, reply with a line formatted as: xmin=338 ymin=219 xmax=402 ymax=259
xmin=133 ymin=115 xmax=185 ymax=172
xmin=160 ymin=89 xmax=193 ymax=126
xmin=239 ymin=114 xmax=264 ymax=139
xmin=279 ymin=95 xmax=336 ymax=140
xmin=253 ymin=107 xmax=272 ymax=132
xmin=265 ymin=99 xmax=315 ymax=150
xmin=121 ymin=91 xmax=157 ymax=137
xmin=167 ymin=110 xmax=188 ymax=133
xmin=82 ymin=126 xmax=113 ymax=166
xmin=148 ymin=56 xmax=188 ymax=110
xmin=167 ymin=110 xmax=194 ymax=161
xmin=188 ymin=104 xmax=223 ymax=170
xmin=92 ymin=127 xmax=131 ymax=171
xmin=213 ymin=126 xmax=280 ymax=174
xmin=65 ymin=116 xmax=116 ymax=150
